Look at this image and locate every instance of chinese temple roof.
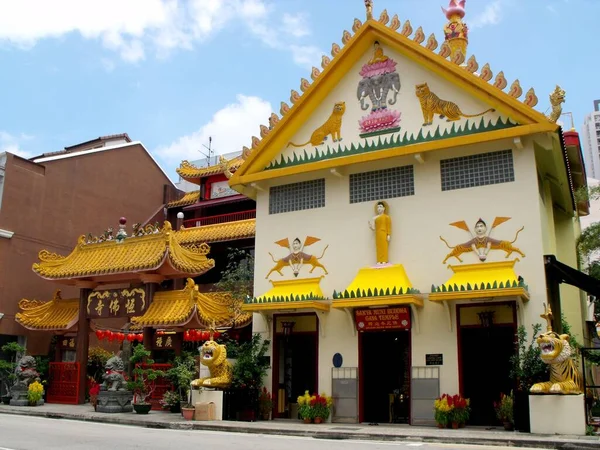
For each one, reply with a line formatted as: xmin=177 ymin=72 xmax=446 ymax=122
xmin=166 ymin=190 xmax=200 ymax=208
xmin=32 ymin=221 xmax=215 ymax=284
xmin=15 ymin=291 xmax=79 ymax=331
xmin=177 ymin=155 xmax=244 ymax=185
xmin=174 ymin=219 xmax=256 ymax=245
xmin=131 ymin=278 xmax=252 ymax=329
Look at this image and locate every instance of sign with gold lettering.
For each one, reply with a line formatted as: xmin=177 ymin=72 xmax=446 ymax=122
xmin=86 ymin=288 xmax=146 ymax=319
xmin=355 ymin=307 xmax=410 ymax=331
xmin=58 ymin=337 xmax=77 ymax=350
xmin=153 ymin=333 xmax=179 ymax=350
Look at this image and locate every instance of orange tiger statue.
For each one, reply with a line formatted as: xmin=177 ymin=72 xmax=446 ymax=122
xmin=530 ymin=304 xmax=584 ymax=395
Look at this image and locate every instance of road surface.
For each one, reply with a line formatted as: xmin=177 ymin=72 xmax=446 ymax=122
xmin=0 ymin=415 xmax=539 ymax=450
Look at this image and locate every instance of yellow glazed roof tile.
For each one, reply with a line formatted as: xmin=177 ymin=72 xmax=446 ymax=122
xmin=15 ymin=291 xmax=79 ymax=331
xmin=177 ymin=156 xmax=244 ymax=183
xmin=131 ymin=279 xmax=252 ymax=329
xmin=166 ymin=191 xmax=200 ymax=208
xmin=175 ymin=219 xmax=256 ymax=245
xmin=32 ymin=221 xmax=215 ymax=281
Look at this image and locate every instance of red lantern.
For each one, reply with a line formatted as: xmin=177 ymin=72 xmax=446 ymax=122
xmin=126 ymin=334 xmax=134 ymax=342
xmin=183 ymin=330 xmax=190 ymax=342
xmin=107 ymin=331 xmax=114 ymax=341
xmin=117 ymin=332 xmax=125 ymax=341
xmin=95 ymin=329 xmax=105 ymax=340
xmin=213 ymin=331 xmax=221 ymax=339
xmin=192 ymin=330 xmax=199 ymax=341
xmin=137 ymin=334 xmax=144 ymax=342
xmin=201 ymin=331 xmax=209 ymax=341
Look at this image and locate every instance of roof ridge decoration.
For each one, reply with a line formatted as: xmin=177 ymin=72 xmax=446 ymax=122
xmin=179 ymin=155 xmax=244 ymax=182
xmin=232 ymin=0 xmax=564 ymax=171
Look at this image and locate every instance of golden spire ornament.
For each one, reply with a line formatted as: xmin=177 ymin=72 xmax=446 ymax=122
xmin=442 ymin=0 xmax=469 ymax=62
xmin=365 ymin=0 xmax=373 ymax=20
xmin=540 ymin=303 xmax=553 ymax=332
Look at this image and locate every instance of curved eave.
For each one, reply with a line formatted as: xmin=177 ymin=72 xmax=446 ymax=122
xmin=166 ymin=191 xmax=200 ymax=209
xmin=332 ymin=295 xmax=424 ymax=309
xmin=242 ymin=301 xmax=330 ymax=313
xmin=428 ymin=287 xmax=530 ymax=302
xmin=175 ymin=219 xmax=256 ymax=245
xmin=15 ymin=298 xmax=80 ymax=331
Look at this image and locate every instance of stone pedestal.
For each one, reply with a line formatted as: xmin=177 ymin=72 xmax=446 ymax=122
xmin=529 ymin=394 xmax=586 ymax=436
xmin=9 ymin=387 xmax=44 ymax=406
xmin=191 ymin=388 xmax=223 ymax=420
xmin=96 ymin=390 xmax=133 ymax=413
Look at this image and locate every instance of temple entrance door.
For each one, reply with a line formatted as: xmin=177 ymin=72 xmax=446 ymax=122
xmin=458 ymin=303 xmax=516 ymax=426
xmin=272 ymin=314 xmax=319 ymax=418
xmin=360 ymin=330 xmax=411 ymax=424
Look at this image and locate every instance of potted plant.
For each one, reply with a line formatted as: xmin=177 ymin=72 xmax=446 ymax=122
xmin=297 ymin=390 xmax=315 ymax=423
xmin=27 ymin=381 xmax=44 ymax=406
xmin=434 ymin=394 xmax=452 ymax=428
xmin=495 ymin=391 xmax=514 ymax=430
xmin=311 ymin=393 xmax=332 ymax=424
xmin=126 ymin=344 xmax=165 ymax=414
xmin=165 ymin=354 xmax=196 ymax=419
xmin=448 ymin=394 xmax=470 ymax=428
xmin=0 ymin=342 xmax=25 ymax=403
xmin=258 ymin=387 xmax=273 ymax=420
xmin=509 ymin=324 xmax=549 ymax=432
xmin=160 ymin=390 xmax=182 ymax=413
xmin=89 ymin=382 xmax=100 ymax=411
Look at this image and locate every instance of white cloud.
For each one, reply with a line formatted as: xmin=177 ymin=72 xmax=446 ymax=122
xmin=155 ymin=94 xmax=272 ymax=164
xmin=0 ymin=131 xmax=34 ymax=158
xmin=289 ymin=45 xmax=323 ymax=69
xmin=101 ymin=58 xmax=116 ymax=72
xmin=470 ymin=1 xmax=503 ymax=28
xmin=0 ymin=0 xmax=321 ymax=68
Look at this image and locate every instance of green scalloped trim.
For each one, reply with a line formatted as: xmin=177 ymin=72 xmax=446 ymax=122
xmin=430 ymin=278 xmax=528 ymax=293
xmin=332 ymin=286 xmax=421 ymax=300
xmin=266 ymin=116 xmax=518 ymax=170
xmin=244 ymin=293 xmax=327 ymax=304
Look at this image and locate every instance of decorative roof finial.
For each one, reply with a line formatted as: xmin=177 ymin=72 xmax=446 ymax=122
xmin=540 ymin=303 xmax=554 ymax=332
xmin=442 ymin=0 xmax=468 ymax=63
xmin=365 ymin=0 xmax=373 ymax=20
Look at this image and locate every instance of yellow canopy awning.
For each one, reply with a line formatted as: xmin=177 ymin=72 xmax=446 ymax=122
xmin=429 ymin=260 xmax=529 ymax=302
xmin=242 ymin=277 xmax=330 ymax=313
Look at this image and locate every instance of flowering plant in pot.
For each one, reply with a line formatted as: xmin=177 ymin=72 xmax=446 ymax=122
xmin=494 ymin=391 xmax=514 ymax=430
xmin=27 ymin=381 xmax=44 ymax=406
xmin=433 ymin=394 xmax=452 ymax=428
xmin=310 ymin=393 xmax=332 ymax=424
xmin=258 ymin=387 xmax=273 ymax=420
xmin=448 ymin=394 xmax=470 ymax=428
xmin=160 ymin=390 xmax=182 ymax=412
xmin=297 ymin=390 xmax=315 ymax=423
xmin=89 ymin=383 xmax=100 ymax=411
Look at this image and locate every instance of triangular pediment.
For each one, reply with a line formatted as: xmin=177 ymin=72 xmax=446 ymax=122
xmin=230 ymin=20 xmax=557 ymax=187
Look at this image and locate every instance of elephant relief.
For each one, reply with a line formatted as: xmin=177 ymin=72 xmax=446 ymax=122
xmin=357 ymin=72 xmax=401 ymax=112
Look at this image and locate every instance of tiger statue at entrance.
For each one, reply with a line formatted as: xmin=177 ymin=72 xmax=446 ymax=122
xmin=530 ymin=304 xmax=584 ymax=395
xmin=191 ymin=340 xmax=232 ymax=389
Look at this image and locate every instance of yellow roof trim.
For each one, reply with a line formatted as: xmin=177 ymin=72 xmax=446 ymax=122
xmin=175 ymin=219 xmax=256 ymax=245
xmin=243 ymin=277 xmax=329 ymax=312
xmin=166 ymin=191 xmax=200 ymax=208
xmin=332 ymin=295 xmax=423 ymax=309
xmin=177 ymin=156 xmax=244 ymax=183
xmin=32 ymin=221 xmax=215 ymax=281
xmin=230 ymin=20 xmax=557 ymax=184
xmin=131 ymin=279 xmax=252 ymax=328
xmin=429 ymin=287 xmax=529 ymax=302
xmin=333 ymin=264 xmax=420 ymax=300
xmin=242 ymin=301 xmax=330 ymax=313
xmin=15 ymin=291 xmax=79 ymax=331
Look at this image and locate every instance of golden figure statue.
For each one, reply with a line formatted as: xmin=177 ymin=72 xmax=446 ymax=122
xmin=440 ymin=217 xmax=525 ymax=264
xmin=547 ymin=85 xmax=566 ymax=123
xmin=530 ymin=304 xmax=584 ymax=395
xmin=191 ymin=340 xmax=232 ymax=389
xmin=365 ymin=0 xmax=373 ymax=20
xmin=368 ymin=41 xmax=389 ymax=64
xmin=441 ymin=0 xmax=469 ymax=62
xmin=369 ymin=201 xmax=392 ymax=264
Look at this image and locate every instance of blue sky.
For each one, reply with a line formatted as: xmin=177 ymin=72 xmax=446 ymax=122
xmin=0 ymin=0 xmax=598 ymax=182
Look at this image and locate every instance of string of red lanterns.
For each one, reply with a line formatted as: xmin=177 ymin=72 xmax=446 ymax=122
xmin=183 ymin=329 xmax=222 ymax=342
xmin=95 ymin=328 xmax=240 ymax=343
xmin=95 ymin=329 xmax=143 ymax=342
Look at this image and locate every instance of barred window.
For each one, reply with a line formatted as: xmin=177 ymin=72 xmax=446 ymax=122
xmin=440 ymin=150 xmax=514 ymax=191
xmin=349 ymin=165 xmax=414 ymax=204
xmin=269 ymin=179 xmax=325 ymax=214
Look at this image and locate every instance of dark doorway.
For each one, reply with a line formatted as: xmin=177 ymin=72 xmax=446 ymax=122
xmin=361 ymin=330 xmax=411 ymax=424
xmin=460 ymin=326 xmax=515 ymax=426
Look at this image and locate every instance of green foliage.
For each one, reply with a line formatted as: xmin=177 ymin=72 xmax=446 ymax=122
xmin=494 ymin=391 xmax=514 ymax=424
xmin=215 ymin=248 xmax=254 ymax=302
xmin=0 ymin=342 xmax=25 ymax=395
xmin=231 ymin=333 xmax=270 ymax=389
xmin=126 ymin=344 xmax=165 ymax=404
xmin=165 ymin=353 xmax=196 ymax=407
xmin=509 ymin=324 xmax=549 ymax=392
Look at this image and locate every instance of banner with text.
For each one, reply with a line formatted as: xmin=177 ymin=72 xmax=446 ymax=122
xmin=355 ymin=307 xmax=411 ymax=331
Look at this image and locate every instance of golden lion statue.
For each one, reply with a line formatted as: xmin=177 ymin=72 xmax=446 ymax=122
xmin=191 ymin=340 xmax=232 ymax=389
xmin=530 ymin=304 xmax=583 ymax=395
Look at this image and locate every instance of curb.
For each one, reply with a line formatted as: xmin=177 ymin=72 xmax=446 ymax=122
xmin=1 ymin=408 xmax=598 ymax=449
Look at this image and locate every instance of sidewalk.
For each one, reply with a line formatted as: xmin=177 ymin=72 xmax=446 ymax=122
xmin=1 ymin=403 xmax=598 ymax=449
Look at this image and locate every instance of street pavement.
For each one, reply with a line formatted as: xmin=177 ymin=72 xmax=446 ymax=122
xmin=0 ymin=415 xmax=539 ymax=450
